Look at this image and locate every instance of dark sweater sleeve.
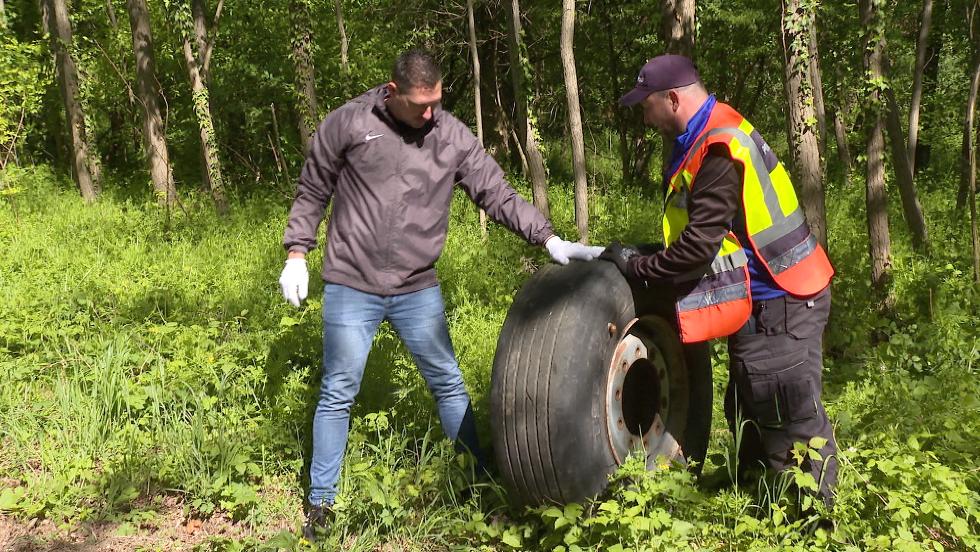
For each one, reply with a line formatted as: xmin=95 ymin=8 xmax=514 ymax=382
xmin=628 ymin=146 xmax=741 ymax=282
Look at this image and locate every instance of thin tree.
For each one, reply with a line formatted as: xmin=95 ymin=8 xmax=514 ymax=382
xmin=43 ymin=0 xmax=99 ymax=202
xmin=860 ymin=0 xmax=892 ymax=291
xmin=507 ymin=0 xmax=549 ymax=218
xmin=966 ymin=48 xmax=980 ymax=281
xmin=335 ymin=0 xmax=349 ymax=76
xmin=192 ymin=0 xmax=221 ymax=86
xmin=830 ymin=87 xmax=853 ymax=182
xmin=291 ymin=0 xmax=319 ymax=156
xmin=781 ymin=0 xmax=827 ymax=247
xmin=882 ymin=53 xmax=929 ymax=251
xmin=807 ymin=15 xmax=827 ymax=158
xmin=127 ymin=0 xmax=176 ymax=206
xmin=660 ymin=0 xmax=695 ymax=173
xmin=561 ymin=0 xmax=589 ymax=243
xmin=959 ymin=6 xmax=979 ymax=281
xmin=180 ymin=3 xmax=226 ymax=213
xmin=908 ymin=0 xmax=933 ymax=175
xmin=957 ymin=0 xmax=979 ymax=210
xmin=465 ymin=0 xmax=488 ymax=237
xmin=661 ymin=0 xmax=695 ymax=59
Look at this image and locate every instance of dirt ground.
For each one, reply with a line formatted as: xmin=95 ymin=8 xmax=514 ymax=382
xmin=0 ymin=503 xmax=296 ymax=552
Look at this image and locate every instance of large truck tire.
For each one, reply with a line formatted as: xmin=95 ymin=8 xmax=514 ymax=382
xmin=490 ymin=260 xmax=712 ymax=506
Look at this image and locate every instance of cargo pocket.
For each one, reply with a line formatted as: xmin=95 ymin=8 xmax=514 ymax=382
xmin=785 ymin=291 xmax=830 ymax=340
xmin=743 ymin=348 xmax=808 ymax=428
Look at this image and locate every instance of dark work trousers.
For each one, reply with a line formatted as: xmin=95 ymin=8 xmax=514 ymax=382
xmin=725 ymin=286 xmax=838 ymax=504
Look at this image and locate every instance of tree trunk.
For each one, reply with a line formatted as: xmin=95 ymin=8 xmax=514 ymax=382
xmin=191 ymin=0 xmax=220 ymax=85
xmin=781 ymin=0 xmax=827 ymax=247
xmin=335 ymin=0 xmax=349 ymax=76
xmin=599 ymin=0 xmax=629 ymax=184
xmin=883 ymin=79 xmax=929 ymax=251
xmin=1 ymin=0 xmax=7 ymax=29
xmin=44 ymin=0 xmax=99 ymax=202
xmin=561 ymin=0 xmax=589 ymax=243
xmin=958 ymin=49 xmax=979 ymax=216
xmin=465 ymin=0 xmax=488 ymax=237
xmin=968 ymin=64 xmax=980 ymax=281
xmin=126 ymin=0 xmax=175 ymax=206
xmin=915 ymin=0 xmax=946 ymax=172
xmin=830 ymin=101 xmax=852 ymax=182
xmin=507 ymin=0 xmax=549 ymax=219
xmin=182 ymin=34 xmax=226 ymax=213
xmin=908 ymin=0 xmax=932 ymax=176
xmin=957 ymin=10 xmax=980 ymax=210
xmin=291 ymin=0 xmax=319 ymax=156
xmin=861 ymin=0 xmax=892 ymax=291
xmin=807 ymin=15 xmax=827 ymax=160
xmin=660 ymin=0 xmax=696 ymax=174
xmin=661 ymin=0 xmax=695 ymax=58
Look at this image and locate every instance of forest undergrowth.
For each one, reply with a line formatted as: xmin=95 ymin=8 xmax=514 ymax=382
xmin=1 ymin=165 xmax=979 ymax=551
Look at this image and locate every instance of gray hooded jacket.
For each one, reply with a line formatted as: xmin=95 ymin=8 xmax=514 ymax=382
xmin=283 ymin=85 xmax=554 ymax=295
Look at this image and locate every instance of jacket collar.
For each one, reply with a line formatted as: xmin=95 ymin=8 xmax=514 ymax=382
xmin=369 ymin=84 xmax=438 ymax=140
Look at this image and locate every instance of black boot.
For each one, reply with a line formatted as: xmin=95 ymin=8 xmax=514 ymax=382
xmin=301 ymin=502 xmax=334 ymax=541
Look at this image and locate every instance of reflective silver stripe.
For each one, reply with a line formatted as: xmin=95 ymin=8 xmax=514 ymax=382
xmin=753 ymin=208 xmax=806 ymax=249
xmin=677 ymin=282 xmax=749 ymax=312
xmin=685 ymin=126 xmax=788 ymax=233
xmin=768 ymin=233 xmax=818 ymax=274
xmin=675 ymin=247 xmax=748 ymax=282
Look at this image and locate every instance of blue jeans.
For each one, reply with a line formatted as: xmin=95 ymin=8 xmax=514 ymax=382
xmin=307 ymin=284 xmax=484 ymax=506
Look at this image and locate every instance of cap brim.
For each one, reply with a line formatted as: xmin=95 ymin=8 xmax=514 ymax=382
xmin=619 ymin=86 xmax=652 ymax=107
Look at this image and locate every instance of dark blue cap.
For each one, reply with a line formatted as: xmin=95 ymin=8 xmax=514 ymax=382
xmin=620 ymin=54 xmax=700 ymax=106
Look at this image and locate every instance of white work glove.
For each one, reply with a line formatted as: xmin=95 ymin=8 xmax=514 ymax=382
xmin=544 ymin=236 xmax=606 ymax=265
xmin=279 ymin=257 xmax=309 ymax=307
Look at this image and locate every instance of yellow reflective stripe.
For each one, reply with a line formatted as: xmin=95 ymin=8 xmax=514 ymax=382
xmin=737 ymin=118 xmax=754 ymax=135
xmin=663 ymin=189 xmax=688 ymax=244
xmin=769 ymin=163 xmax=800 ymax=217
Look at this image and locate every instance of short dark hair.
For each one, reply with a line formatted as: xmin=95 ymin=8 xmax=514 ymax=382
xmin=392 ymin=49 xmax=442 ymax=90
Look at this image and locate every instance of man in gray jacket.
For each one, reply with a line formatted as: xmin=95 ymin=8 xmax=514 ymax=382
xmin=279 ymin=50 xmax=601 ymax=538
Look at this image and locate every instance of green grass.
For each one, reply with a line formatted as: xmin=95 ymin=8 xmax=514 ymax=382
xmin=1 ymin=164 xmax=979 ymax=551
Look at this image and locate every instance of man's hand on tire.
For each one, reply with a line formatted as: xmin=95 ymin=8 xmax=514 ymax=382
xmin=545 ymin=236 xmax=606 ymax=265
xmin=599 ymin=241 xmax=639 ymax=278
xmin=279 ymin=257 xmax=309 ymax=307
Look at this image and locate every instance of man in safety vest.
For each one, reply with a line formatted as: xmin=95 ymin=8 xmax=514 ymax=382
xmin=600 ymin=54 xmax=838 ymax=507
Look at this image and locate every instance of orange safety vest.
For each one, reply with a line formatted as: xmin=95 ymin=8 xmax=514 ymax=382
xmin=663 ymin=102 xmax=834 ymax=343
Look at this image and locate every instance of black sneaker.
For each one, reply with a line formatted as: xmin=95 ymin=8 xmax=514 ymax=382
xmin=301 ymin=503 xmax=334 ymax=540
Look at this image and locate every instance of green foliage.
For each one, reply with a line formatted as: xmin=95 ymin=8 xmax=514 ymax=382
xmin=2 ymin=165 xmax=979 ymax=550
xmin=0 ymin=30 xmax=46 ymax=162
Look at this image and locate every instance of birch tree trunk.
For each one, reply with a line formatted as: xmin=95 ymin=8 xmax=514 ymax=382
xmin=44 ymin=0 xmax=99 ymax=202
xmin=507 ymin=0 xmax=549 ymax=219
xmin=182 ymin=34 xmax=226 ymax=213
xmin=335 ymin=0 xmax=349 ymax=76
xmin=561 ymin=0 xmax=589 ymax=243
xmin=465 ymin=0 xmax=487 ymax=236
xmin=781 ymin=0 xmax=827 ymax=247
xmin=291 ymin=0 xmax=319 ymax=156
xmin=860 ymin=0 xmax=892 ymax=291
xmin=908 ymin=0 xmax=932 ymax=175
